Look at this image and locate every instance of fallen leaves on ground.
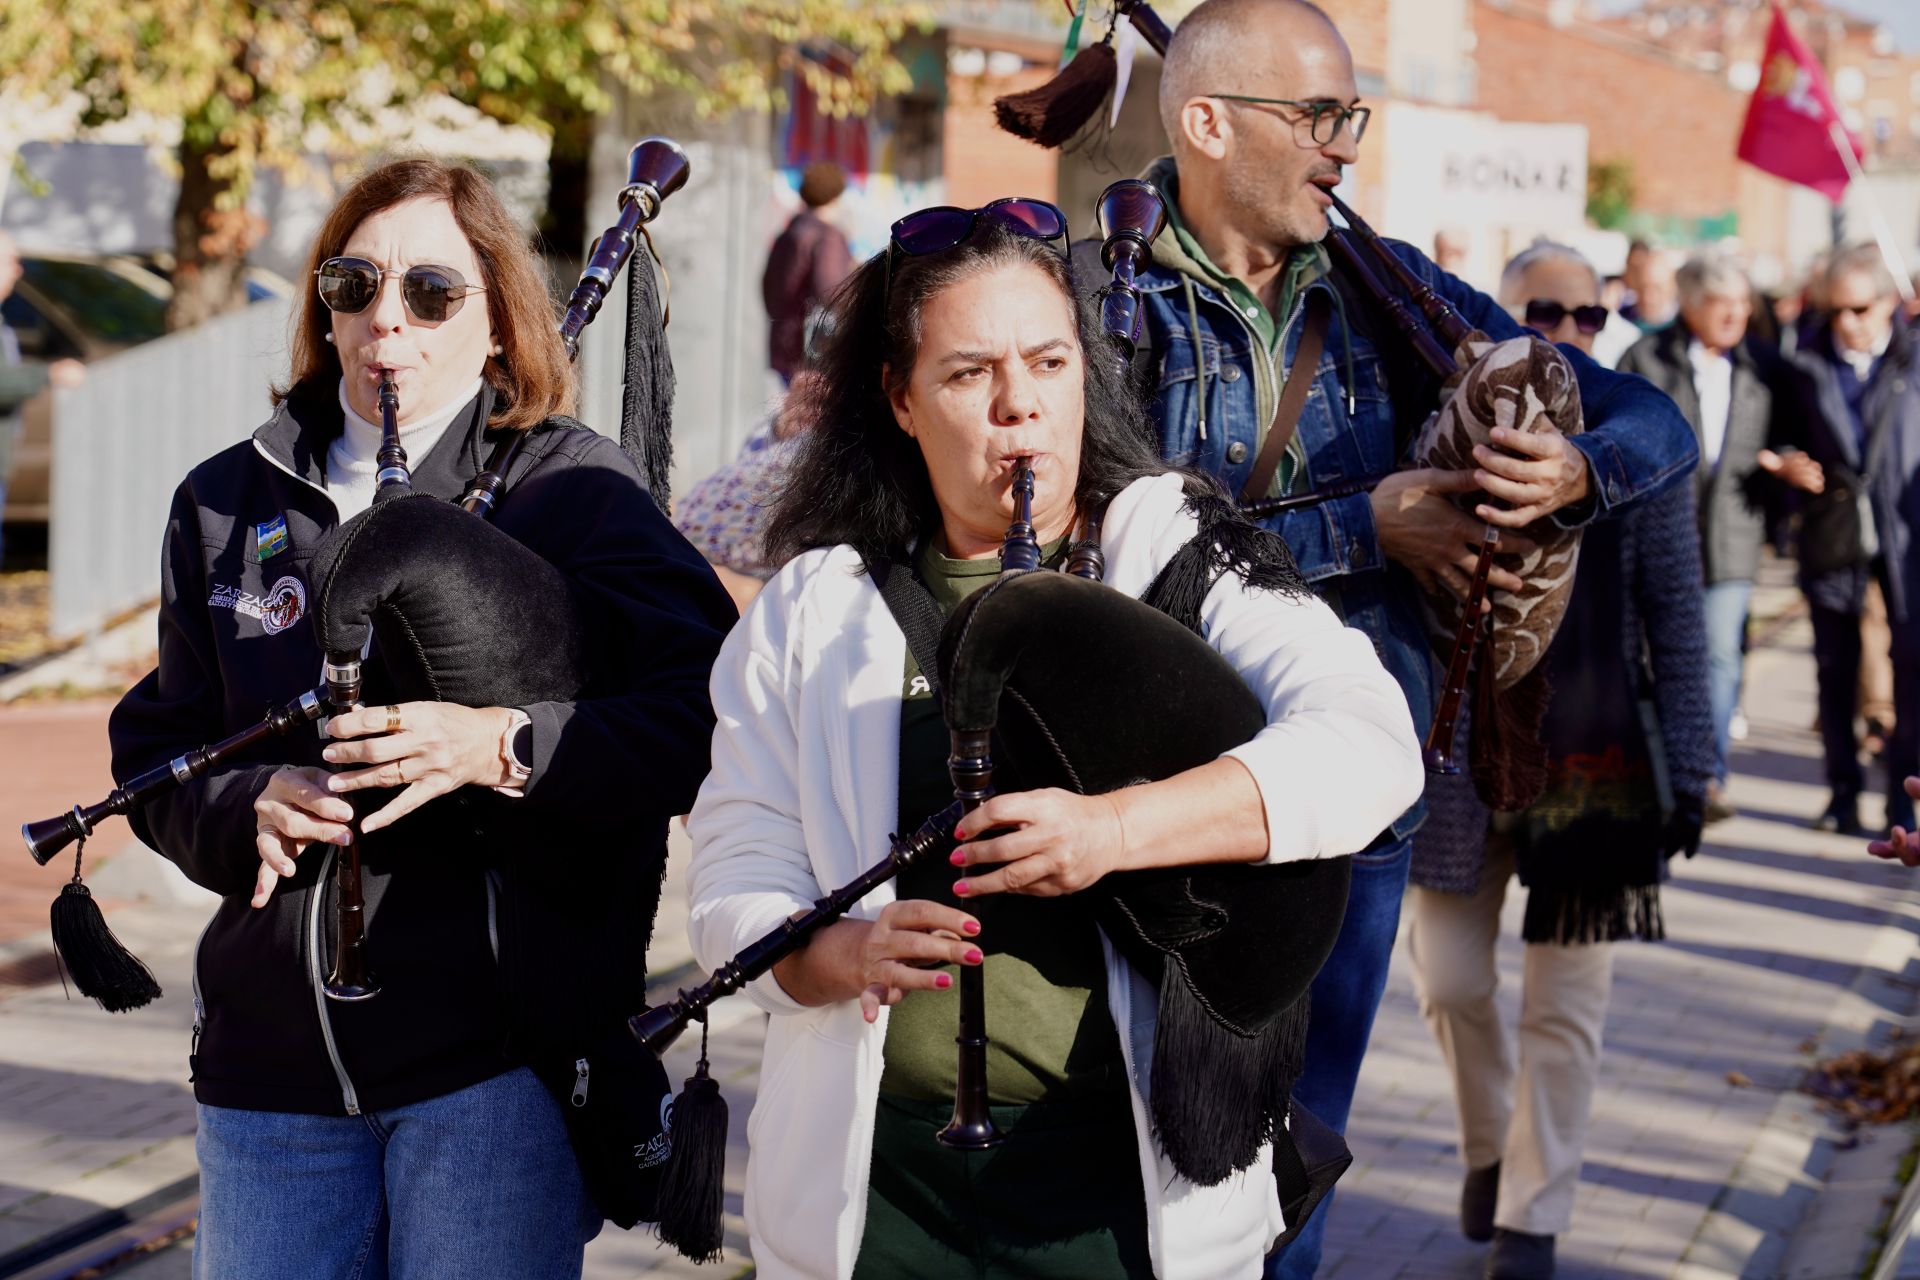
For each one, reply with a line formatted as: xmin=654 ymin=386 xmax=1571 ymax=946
xmin=1804 ymin=1041 xmax=1920 ymax=1124
xmin=0 ymin=571 xmax=49 ymax=665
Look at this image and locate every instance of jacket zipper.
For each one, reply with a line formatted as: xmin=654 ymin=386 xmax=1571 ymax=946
xmin=485 ymin=868 xmax=501 ymax=967
xmin=188 ymin=915 xmax=213 ymax=1078
xmin=307 ymin=847 xmax=363 ymax=1115
xmin=571 ymin=1058 xmax=590 ymax=1107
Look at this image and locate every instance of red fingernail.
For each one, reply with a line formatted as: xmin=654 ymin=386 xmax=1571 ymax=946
xmin=935 ymin=973 xmax=953 ymax=989
xmin=965 ymin=948 xmax=983 ymax=964
xmin=962 ymin=920 xmax=980 ymax=935
xmin=949 ymin=850 xmax=966 ymax=866
xmin=954 ymin=881 xmax=970 ymax=896
xmin=953 ymin=827 xmax=967 ymax=840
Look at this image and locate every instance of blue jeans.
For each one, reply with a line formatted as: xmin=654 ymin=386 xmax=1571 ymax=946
xmin=1266 ymin=836 xmax=1413 ymax=1279
xmin=194 ymin=1067 xmax=601 ymax=1279
xmin=1703 ymin=580 xmax=1752 ymax=784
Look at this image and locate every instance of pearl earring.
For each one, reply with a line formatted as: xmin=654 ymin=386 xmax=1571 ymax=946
xmin=323 ymin=332 xmax=335 ymax=344
xmin=491 ymin=343 xmax=504 ymax=357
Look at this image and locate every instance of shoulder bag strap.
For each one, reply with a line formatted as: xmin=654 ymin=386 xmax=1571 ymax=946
xmin=1239 ymin=292 xmax=1330 ymax=504
xmin=865 ymin=556 xmax=948 ymax=702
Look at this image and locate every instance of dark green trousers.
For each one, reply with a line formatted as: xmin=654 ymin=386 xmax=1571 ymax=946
xmin=852 ymin=1091 xmax=1154 ymax=1280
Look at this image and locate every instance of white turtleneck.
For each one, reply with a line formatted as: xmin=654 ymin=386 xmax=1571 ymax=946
xmin=325 ymin=377 xmax=486 ymax=521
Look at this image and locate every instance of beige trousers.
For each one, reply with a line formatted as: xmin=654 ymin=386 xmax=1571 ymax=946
xmin=1407 ymin=840 xmax=1615 ymax=1236
xmin=1861 ymin=578 xmax=1897 ymax=735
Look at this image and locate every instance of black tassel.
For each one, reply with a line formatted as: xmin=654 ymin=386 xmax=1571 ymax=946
xmin=49 ymin=844 xmax=161 ymax=1013
xmin=653 ymin=1018 xmax=727 ymax=1263
xmin=1148 ymin=963 xmax=1308 ymax=1186
xmin=622 ymin=235 xmax=676 ymax=511
xmin=1141 ymin=488 xmax=1311 ymax=634
xmin=993 ymin=42 xmax=1118 ymax=148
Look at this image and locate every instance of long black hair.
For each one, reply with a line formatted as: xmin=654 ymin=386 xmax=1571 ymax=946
xmin=763 ymin=218 xmax=1306 ymax=612
xmin=764 ymin=221 xmax=1175 ymax=566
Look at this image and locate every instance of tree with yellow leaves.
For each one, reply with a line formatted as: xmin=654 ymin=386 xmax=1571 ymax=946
xmin=0 ymin=0 xmax=922 ymax=328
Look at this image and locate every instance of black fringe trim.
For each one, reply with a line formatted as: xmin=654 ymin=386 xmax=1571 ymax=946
xmin=621 ymin=243 xmax=675 ymax=511
xmin=1521 ymin=882 xmax=1665 ymax=946
xmin=1148 ymin=962 xmax=1309 ymax=1186
xmin=1142 ymin=488 xmax=1310 ymax=634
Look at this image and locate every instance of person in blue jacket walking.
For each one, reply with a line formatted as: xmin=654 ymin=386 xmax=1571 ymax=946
xmin=1072 ymin=1 xmax=1700 ymax=1273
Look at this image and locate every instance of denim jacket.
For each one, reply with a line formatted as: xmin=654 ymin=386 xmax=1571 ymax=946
xmin=1109 ymin=160 xmax=1699 ymax=838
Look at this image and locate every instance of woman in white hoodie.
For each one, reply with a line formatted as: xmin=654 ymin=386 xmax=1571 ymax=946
xmin=686 ymin=205 xmax=1424 ymax=1280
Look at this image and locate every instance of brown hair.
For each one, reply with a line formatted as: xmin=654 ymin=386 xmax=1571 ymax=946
xmin=276 ymin=158 xmax=574 ymax=430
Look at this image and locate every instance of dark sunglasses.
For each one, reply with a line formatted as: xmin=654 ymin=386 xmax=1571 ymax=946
xmin=1834 ymin=301 xmax=1884 ymax=316
xmin=315 ymin=256 xmax=485 ymax=323
xmin=889 ymin=197 xmax=1069 ymax=259
xmin=1524 ymin=299 xmax=1609 ymax=336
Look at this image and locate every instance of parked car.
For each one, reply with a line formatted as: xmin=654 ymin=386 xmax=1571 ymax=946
xmin=2 ymin=254 xmax=174 ymax=524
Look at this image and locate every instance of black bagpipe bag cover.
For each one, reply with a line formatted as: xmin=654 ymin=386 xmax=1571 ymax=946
xmin=937 ymin=569 xmax=1352 ymax=1183
xmin=306 ymin=490 xmax=589 ymax=709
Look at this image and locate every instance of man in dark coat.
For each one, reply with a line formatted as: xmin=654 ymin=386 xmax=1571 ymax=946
xmin=1781 ymin=244 xmax=1920 ymax=836
xmin=761 ymin=161 xmax=853 ymax=385
xmin=1618 ymin=255 xmax=1819 ymax=821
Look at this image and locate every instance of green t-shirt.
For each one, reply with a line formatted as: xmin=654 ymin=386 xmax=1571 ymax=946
xmin=879 ymin=539 xmax=1127 ymax=1105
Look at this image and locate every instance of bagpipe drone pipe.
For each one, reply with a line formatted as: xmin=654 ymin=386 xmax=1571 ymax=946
xmin=994 ymin=0 xmax=1586 ymax=811
xmin=629 ymin=181 xmax=1353 ymax=1263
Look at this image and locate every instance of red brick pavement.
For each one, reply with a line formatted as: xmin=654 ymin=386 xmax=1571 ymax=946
xmin=0 ymin=700 xmax=125 ymax=947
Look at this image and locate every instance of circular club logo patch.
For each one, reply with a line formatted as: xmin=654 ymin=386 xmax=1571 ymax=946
xmin=261 ymin=575 xmax=307 ymax=635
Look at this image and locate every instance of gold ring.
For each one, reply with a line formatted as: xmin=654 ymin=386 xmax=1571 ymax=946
xmin=386 ymin=704 xmax=402 ymax=734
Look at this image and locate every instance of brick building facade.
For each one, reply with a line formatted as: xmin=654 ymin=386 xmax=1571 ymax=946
xmin=1474 ymin=0 xmax=1793 ymax=250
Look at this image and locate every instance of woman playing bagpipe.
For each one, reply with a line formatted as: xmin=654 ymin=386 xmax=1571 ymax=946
xmin=683 ymin=201 xmax=1424 ymax=1279
xmin=102 ymin=159 xmax=734 ymax=1278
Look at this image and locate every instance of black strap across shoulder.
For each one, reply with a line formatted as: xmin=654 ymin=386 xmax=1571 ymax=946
xmin=866 ymin=557 xmax=948 ymax=703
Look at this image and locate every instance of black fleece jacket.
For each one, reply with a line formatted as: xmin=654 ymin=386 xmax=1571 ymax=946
xmin=108 ymin=388 xmax=733 ymax=1116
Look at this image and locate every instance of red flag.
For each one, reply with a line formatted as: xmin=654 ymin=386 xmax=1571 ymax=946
xmin=1736 ymin=5 xmax=1862 ymax=203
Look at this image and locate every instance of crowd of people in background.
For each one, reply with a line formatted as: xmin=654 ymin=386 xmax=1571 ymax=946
xmin=1466 ymin=230 xmax=1917 ymax=842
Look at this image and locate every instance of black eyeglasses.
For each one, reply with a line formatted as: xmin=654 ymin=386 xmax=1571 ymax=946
xmin=1210 ymin=95 xmax=1371 ymax=145
xmin=315 ymin=256 xmax=486 ymax=324
xmin=1524 ymin=299 xmax=1609 ymax=336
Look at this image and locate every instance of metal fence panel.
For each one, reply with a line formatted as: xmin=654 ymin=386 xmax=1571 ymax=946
xmin=48 ymin=299 xmax=294 ymax=642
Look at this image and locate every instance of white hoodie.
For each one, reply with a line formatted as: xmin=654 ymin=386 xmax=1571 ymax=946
xmin=687 ymin=472 xmax=1424 ymax=1279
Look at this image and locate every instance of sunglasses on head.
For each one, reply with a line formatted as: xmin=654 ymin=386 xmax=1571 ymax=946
xmin=315 ymin=256 xmax=485 ymax=324
xmin=1524 ymin=299 xmax=1609 ymax=336
xmin=890 ymin=197 xmax=1069 ymax=259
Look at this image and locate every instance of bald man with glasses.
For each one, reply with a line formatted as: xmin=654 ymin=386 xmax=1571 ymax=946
xmin=1070 ymin=1 xmax=1698 ymax=1276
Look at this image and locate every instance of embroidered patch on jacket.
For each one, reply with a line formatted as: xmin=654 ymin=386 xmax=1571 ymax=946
xmin=208 ymin=574 xmax=307 ymax=635
xmin=251 ymin=515 xmax=290 ymax=562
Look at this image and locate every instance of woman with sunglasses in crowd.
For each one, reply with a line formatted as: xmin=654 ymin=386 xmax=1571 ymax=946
xmin=107 ymin=158 xmax=733 ymax=1278
xmin=686 ymin=198 xmax=1421 ymax=1279
xmin=1405 ymin=243 xmax=1714 ymax=1280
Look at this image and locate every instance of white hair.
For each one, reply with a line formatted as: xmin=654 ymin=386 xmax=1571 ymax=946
xmin=1826 ymin=243 xmax=1897 ymax=298
xmin=1498 ymin=242 xmax=1600 ymax=307
xmin=1675 ymin=254 xmax=1751 ymax=307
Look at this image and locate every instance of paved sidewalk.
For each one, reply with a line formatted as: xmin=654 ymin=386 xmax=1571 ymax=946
xmin=2 ymin=579 xmax=1916 ymax=1278
xmin=1312 ymin=594 xmax=1920 ymax=1279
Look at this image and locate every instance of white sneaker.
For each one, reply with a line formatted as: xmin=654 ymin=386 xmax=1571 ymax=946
xmin=1729 ymin=712 xmax=1749 ymax=742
